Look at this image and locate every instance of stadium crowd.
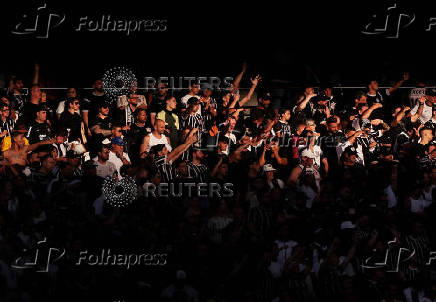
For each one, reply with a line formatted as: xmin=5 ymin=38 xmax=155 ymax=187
xmin=0 ymin=63 xmax=435 ymax=302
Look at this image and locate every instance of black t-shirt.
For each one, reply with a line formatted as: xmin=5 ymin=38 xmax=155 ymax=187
xmin=90 ymin=116 xmax=112 ymax=131
xmin=366 ymin=90 xmax=389 ymax=119
xmin=82 ymin=92 xmax=109 ymax=121
xmin=149 ymin=94 xmax=166 ymax=114
xmin=59 ymin=111 xmax=84 ymax=142
xmin=26 ymin=121 xmax=53 ymax=144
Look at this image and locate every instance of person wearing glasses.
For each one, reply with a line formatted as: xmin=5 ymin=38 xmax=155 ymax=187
xmin=90 ymin=101 xmax=113 ymax=139
xmin=59 ymin=98 xmax=87 ymax=143
xmin=0 ymin=103 xmax=14 ymax=144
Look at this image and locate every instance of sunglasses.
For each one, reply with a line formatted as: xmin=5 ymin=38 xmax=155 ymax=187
xmin=73 ymin=102 xmax=80 ymax=105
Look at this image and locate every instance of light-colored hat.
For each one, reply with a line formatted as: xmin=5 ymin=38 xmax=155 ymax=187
xmin=340 ymin=221 xmax=356 ymax=230
xmin=301 ymin=148 xmax=315 ymax=159
xmin=263 ymin=164 xmax=276 ymax=172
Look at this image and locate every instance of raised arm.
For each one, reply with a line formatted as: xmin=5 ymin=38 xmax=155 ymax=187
xmin=26 ymin=138 xmax=56 ymax=152
xmin=32 ymin=63 xmax=40 ymax=86
xmin=362 ymin=103 xmax=382 ymax=119
xmin=238 ymin=75 xmax=261 ymax=107
xmin=166 ymin=128 xmax=198 ymax=163
xmin=387 ymin=72 xmax=409 ymax=95
xmin=231 ymin=62 xmax=247 ymax=93
xmin=295 ymin=93 xmax=316 ymax=112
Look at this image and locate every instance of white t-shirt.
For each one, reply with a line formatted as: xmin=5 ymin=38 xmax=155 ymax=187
xmin=410 ymin=102 xmax=433 ymax=124
xmin=94 ymin=160 xmax=117 ymax=178
xmin=108 ymin=151 xmax=131 ymax=178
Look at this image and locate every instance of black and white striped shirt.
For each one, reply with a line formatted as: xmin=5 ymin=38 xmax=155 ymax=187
xmin=0 ymin=118 xmax=15 ymax=138
xmin=187 ymin=162 xmax=209 ymax=182
xmin=181 ymin=113 xmax=205 ymax=150
xmin=154 ymin=155 xmax=174 ymax=183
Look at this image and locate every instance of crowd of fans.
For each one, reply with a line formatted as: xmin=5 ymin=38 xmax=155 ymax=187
xmin=0 ymin=63 xmax=435 ymax=302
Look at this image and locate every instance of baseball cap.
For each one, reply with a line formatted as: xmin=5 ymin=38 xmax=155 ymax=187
xmin=111 ymin=137 xmax=125 ymax=146
xmin=301 ymin=148 xmax=315 ymax=159
xmin=102 ymin=138 xmax=111 ymax=145
xmin=263 ymin=164 xmax=276 ymax=172
xmin=340 ymin=221 xmax=356 ymax=230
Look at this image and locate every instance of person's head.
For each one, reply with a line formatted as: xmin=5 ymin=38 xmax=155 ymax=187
xmin=67 ymin=87 xmax=77 ymax=98
xmin=420 ymin=127 xmax=433 ymax=142
xmin=305 ymin=119 xmax=316 ymax=132
xmin=66 ymin=97 xmax=80 ymax=111
xmin=300 ymin=149 xmax=315 ymax=167
xmin=218 ymin=137 xmax=228 ymax=152
xmin=259 ymin=92 xmax=271 ymax=108
xmin=221 ymin=91 xmax=232 ymax=103
xmin=327 ymin=116 xmax=339 ymax=134
xmin=279 ymin=109 xmax=291 ymax=122
xmin=354 ymin=91 xmax=367 ymax=104
xmin=187 ymin=97 xmax=200 ymax=114
xmin=55 ymin=128 xmax=68 ymax=144
xmin=40 ymin=154 xmax=56 ymax=173
xmin=13 ymin=78 xmax=24 ymax=90
xmin=157 ymin=82 xmax=168 ymax=96
xmin=98 ymin=101 xmax=110 ymax=116
xmin=304 ymin=87 xmax=314 ymax=95
xmin=192 ymin=149 xmax=205 ymax=161
xmin=110 ymin=137 xmax=125 ymax=154
xmin=0 ymin=104 xmax=9 ymax=119
xmin=368 ymin=80 xmax=379 ymax=91
xmin=111 ymin=125 xmax=123 ymax=138
xmin=136 ymin=108 xmax=147 ymax=123
xmin=35 ymin=105 xmax=48 ymax=122
xmin=323 ymin=86 xmax=333 ymax=97
xmin=228 ymin=116 xmax=237 ymax=130
xmin=154 ymin=119 xmax=166 ymax=135
xmin=40 ymin=91 xmax=47 ymax=103
xmin=31 ymin=85 xmax=41 ymax=101
xmin=165 ymin=96 xmax=177 ymax=111
xmin=202 ymin=85 xmax=213 ymax=97
xmin=97 ymin=145 xmax=110 ymax=161
xmin=190 ymin=83 xmax=200 ymax=95
xmin=11 ymin=131 xmax=25 ymax=148
xmin=128 ymin=93 xmax=138 ymax=105
xmin=93 ymin=79 xmax=103 ymax=92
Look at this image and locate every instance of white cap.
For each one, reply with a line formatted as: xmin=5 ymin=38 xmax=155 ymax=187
xmin=340 ymin=221 xmax=356 ymax=230
xmin=102 ymin=138 xmax=111 ymax=145
xmin=263 ymin=164 xmax=276 ymax=172
xmin=301 ymin=149 xmax=315 ymax=159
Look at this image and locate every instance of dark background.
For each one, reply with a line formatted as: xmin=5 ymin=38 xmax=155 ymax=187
xmin=1 ymin=0 xmax=435 ymax=87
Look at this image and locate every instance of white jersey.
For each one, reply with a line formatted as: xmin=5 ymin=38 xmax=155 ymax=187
xmin=147 ymin=132 xmax=172 ymax=153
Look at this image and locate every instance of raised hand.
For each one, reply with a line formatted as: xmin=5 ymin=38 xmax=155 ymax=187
xmin=250 ymin=75 xmax=261 ymax=86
